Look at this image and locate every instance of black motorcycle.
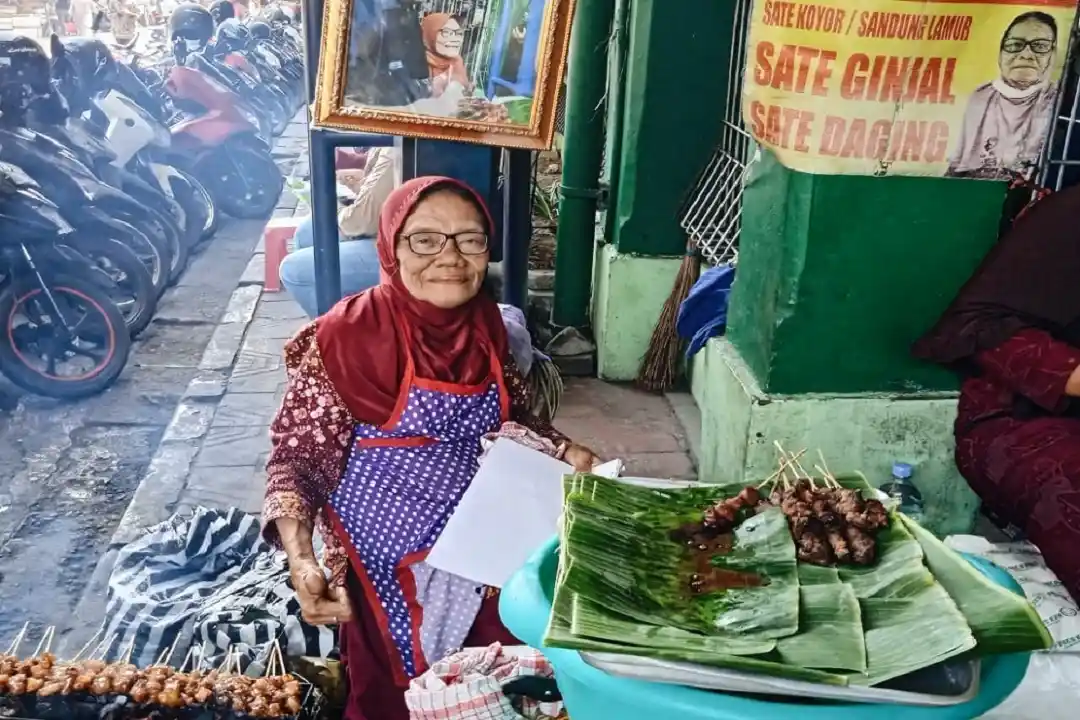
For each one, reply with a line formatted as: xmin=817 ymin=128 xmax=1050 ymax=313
xmin=0 ymin=167 xmax=131 ymax=399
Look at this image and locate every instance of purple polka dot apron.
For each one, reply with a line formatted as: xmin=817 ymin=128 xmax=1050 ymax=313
xmin=326 ymin=335 xmax=508 ymax=682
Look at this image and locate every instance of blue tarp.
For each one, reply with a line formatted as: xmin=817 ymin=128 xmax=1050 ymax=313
xmin=676 ymin=264 xmax=736 ymax=360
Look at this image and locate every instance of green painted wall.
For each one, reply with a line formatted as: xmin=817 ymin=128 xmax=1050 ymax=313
xmin=592 ymin=246 xmax=682 ymax=381
xmin=692 ymin=339 xmax=979 ymax=536
xmin=727 ymin=151 xmax=1008 ymax=395
xmin=609 ymin=0 xmax=734 ymax=256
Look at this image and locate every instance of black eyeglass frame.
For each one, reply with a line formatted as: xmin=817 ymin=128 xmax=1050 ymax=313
xmin=400 ymin=231 xmax=491 ymax=256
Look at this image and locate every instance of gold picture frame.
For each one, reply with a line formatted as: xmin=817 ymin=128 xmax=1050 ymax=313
xmin=312 ymin=0 xmax=575 ymax=150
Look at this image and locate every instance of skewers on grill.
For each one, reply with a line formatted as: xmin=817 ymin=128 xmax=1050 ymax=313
xmin=0 ymin=627 xmax=309 ymax=719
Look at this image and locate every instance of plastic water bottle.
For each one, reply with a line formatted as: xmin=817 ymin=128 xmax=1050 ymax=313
xmin=880 ymin=462 xmax=925 ymax=523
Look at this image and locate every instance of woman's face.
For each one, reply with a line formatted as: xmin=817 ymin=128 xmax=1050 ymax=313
xmin=396 ymin=189 xmax=489 ymax=310
xmin=434 ymin=18 xmax=464 ymax=57
xmin=999 ymin=19 xmax=1055 ymax=89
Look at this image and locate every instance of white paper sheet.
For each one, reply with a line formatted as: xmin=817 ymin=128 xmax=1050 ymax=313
xmin=427 ymin=439 xmax=619 ymax=588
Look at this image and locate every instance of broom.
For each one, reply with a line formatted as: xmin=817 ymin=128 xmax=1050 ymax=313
xmin=635 ymin=242 xmax=700 ymax=392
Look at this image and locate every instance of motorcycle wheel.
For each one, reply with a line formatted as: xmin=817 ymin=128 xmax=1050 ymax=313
xmin=65 ymin=237 xmax=158 ymax=337
xmin=175 ymin=169 xmax=218 ymax=243
xmin=0 ymin=273 xmax=132 ymax=399
xmin=207 ymin=146 xmax=284 ymax=219
xmin=268 ymin=95 xmax=291 ymax=136
xmin=95 ymin=209 xmax=171 ymax=298
xmin=138 ymin=210 xmax=189 ymax=286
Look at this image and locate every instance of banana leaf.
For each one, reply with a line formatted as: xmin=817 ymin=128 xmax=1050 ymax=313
xmin=548 ymin=473 xmax=1015 ymax=688
xmin=569 ymin=594 xmax=777 ymax=656
xmin=776 ymin=583 xmax=866 ymax=672
xmin=546 ymin=563 xmax=849 ymax=686
xmin=561 ymin=475 xmax=800 ymax=639
xmin=852 ymin=584 xmax=977 ymax=686
xmin=900 ymin=515 xmax=1053 ymax=654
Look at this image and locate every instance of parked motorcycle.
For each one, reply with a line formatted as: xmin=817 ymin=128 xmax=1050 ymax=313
xmin=0 ymin=15 xmax=298 ymax=400
xmin=0 ymin=162 xmax=132 ymax=400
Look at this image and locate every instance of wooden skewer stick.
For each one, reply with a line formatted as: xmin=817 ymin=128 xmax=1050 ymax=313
xmin=70 ymin=627 xmax=103 ymax=663
xmin=33 ymin=627 xmax=52 ymax=657
xmin=97 ymin=634 xmax=118 ymax=662
xmin=120 ymin=637 xmax=135 ymax=665
xmin=817 ymin=450 xmax=840 ymax=487
xmin=218 ymin=646 xmax=234 ymax=673
xmin=757 ymin=449 xmax=807 ymax=488
xmin=179 ymin=646 xmax=196 ymax=673
xmin=272 ymin=638 xmax=285 ymax=677
xmin=163 ymin=637 xmax=180 ymax=668
xmin=6 ymin=622 xmax=29 ymax=657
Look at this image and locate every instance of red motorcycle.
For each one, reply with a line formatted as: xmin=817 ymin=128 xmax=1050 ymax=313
xmin=159 ymin=62 xmax=283 ymax=218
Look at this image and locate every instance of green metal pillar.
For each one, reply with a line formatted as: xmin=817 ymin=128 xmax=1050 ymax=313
xmin=551 ymin=0 xmax=616 ymax=328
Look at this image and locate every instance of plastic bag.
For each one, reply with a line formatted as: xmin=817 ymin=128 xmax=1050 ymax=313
xmin=945 ymin=535 xmax=1080 ymax=650
xmin=946 ymin=535 xmax=1080 ymax=719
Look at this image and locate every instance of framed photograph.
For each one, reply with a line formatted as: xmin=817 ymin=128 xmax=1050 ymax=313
xmin=313 ymin=0 xmax=575 ymax=150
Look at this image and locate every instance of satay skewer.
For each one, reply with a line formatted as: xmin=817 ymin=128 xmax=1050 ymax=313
xmin=163 ymin=637 xmax=180 ymax=667
xmin=121 ymin=637 xmax=136 ymax=665
xmin=757 ymin=448 xmax=807 ymax=489
xmin=817 ymin=450 xmax=841 ymax=488
xmin=271 ymin=638 xmax=285 ymax=676
xmin=179 ymin=645 xmax=196 ymax=673
xmin=33 ymin=626 xmax=55 ymax=656
xmin=69 ymin=627 xmax=103 ymax=663
xmin=6 ymin=621 xmax=28 ymax=656
xmin=94 ymin=633 xmax=118 ymax=661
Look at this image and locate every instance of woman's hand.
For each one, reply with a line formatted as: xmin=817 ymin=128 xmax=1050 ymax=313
xmin=277 ymin=517 xmax=353 ymax=626
xmin=290 ymin=557 xmax=354 ymax=626
xmin=563 ymin=443 xmax=601 ymax=472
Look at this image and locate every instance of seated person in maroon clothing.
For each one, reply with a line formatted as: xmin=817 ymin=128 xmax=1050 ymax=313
xmin=262 ymin=176 xmax=599 ymax=719
xmin=913 ymin=184 xmax=1080 ymax=602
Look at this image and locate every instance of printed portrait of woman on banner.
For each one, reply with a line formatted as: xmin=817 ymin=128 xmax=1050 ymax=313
xmin=947 ymin=11 xmax=1060 ymax=180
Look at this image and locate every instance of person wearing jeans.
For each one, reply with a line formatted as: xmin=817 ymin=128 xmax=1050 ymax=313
xmin=280 ymin=147 xmax=399 ymax=318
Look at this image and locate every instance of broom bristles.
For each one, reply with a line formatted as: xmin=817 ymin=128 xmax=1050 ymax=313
xmin=635 ymin=252 xmax=699 ymax=392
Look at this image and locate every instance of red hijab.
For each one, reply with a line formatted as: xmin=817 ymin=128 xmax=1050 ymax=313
xmin=315 ymin=176 xmax=508 ymax=427
xmin=421 ymin=13 xmax=471 ymax=89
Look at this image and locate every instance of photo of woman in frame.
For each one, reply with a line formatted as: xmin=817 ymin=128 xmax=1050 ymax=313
xmin=342 ymin=0 xmax=545 ymax=126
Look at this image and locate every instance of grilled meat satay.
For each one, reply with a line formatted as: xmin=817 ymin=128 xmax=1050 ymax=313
xmin=846 ymin=525 xmax=877 ymax=565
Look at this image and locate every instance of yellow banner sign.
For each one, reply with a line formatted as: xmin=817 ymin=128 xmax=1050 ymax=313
xmin=742 ymin=0 xmax=1079 ymax=178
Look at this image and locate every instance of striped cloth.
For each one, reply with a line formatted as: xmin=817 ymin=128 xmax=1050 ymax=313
xmin=99 ymin=506 xmax=334 ymax=672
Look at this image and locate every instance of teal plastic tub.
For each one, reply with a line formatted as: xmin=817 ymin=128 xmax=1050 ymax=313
xmin=500 ymin=536 xmax=1031 ymax=720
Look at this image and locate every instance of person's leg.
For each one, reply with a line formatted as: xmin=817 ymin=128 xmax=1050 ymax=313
xmin=279 ymin=236 xmax=380 ymax=319
xmin=292 ymin=216 xmax=315 ymax=250
xmin=336 ymin=238 xmax=381 ymax=298
xmin=969 ymin=417 xmax=1080 ymax=601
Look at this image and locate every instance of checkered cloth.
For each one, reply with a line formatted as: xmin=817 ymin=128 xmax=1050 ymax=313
xmin=405 ymin=643 xmax=564 ymax=720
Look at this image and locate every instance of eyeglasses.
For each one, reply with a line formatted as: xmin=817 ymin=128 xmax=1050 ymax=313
xmin=437 ymin=28 xmax=465 ymax=39
xmin=1002 ymin=38 xmax=1054 ymax=55
xmin=402 ymin=231 xmax=489 ymax=256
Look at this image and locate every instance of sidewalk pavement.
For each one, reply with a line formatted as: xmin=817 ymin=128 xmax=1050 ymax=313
xmin=64 ymin=120 xmax=696 ymax=651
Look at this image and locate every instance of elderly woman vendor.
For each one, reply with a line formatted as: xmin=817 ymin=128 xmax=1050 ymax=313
xmin=262 ymin=176 xmax=598 ymax=719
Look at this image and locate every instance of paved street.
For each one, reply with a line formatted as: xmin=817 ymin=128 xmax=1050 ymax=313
xmin=0 ymin=117 xmax=309 ymax=644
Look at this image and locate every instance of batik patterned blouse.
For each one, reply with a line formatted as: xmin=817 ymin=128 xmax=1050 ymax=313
xmin=262 ymin=322 xmax=570 ymax=586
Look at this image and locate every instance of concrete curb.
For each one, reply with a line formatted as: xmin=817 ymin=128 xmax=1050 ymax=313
xmin=64 ymin=132 xmax=306 ymax=653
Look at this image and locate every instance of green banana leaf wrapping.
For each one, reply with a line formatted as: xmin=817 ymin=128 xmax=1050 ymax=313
xmin=561 ymin=475 xmax=800 ymax=639
xmin=544 ymin=473 xmax=1051 ymax=688
xmin=901 ymin=515 xmax=1053 ymax=654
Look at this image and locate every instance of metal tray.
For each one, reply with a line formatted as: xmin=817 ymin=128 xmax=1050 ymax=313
xmin=580 ymin=652 xmax=981 ymax=707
